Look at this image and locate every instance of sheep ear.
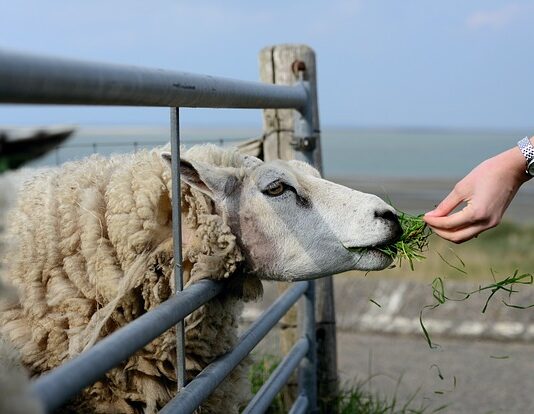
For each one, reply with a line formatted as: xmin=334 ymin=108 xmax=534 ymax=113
xmin=161 ymin=152 xmax=237 ymax=199
xmin=287 ymin=159 xmax=321 ymax=178
xmin=242 ymin=154 xmax=263 ymax=170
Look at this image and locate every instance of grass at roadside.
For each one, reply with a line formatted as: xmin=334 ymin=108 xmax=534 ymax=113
xmin=330 ymin=382 xmax=443 ymax=414
xmin=249 ymin=354 xmax=444 ymax=414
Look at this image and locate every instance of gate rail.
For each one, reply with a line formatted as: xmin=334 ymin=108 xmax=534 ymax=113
xmin=0 ymin=50 xmax=307 ymax=109
xmin=0 ymin=48 xmax=319 ymax=413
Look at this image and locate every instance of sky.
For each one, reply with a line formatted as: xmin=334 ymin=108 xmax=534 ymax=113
xmin=1 ymin=0 xmax=533 ymax=130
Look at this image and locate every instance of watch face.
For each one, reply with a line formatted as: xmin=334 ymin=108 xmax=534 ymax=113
xmin=528 ymin=160 xmax=534 ymax=176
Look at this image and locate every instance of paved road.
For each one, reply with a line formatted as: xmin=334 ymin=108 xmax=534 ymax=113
xmin=337 ymin=332 xmax=534 ymax=414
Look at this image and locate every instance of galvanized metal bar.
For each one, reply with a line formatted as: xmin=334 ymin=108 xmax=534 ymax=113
xmin=159 ymin=281 xmax=309 ymax=414
xmin=30 ymin=280 xmax=223 ymax=413
xmin=170 ymin=107 xmax=186 ymax=390
xmin=242 ymin=337 xmax=309 ymax=414
xmin=299 ymin=280 xmax=318 ymax=413
xmin=288 ymin=395 xmax=309 ymax=414
xmin=0 ymin=50 xmax=307 ymax=109
xmin=292 ymin=68 xmax=321 ymax=413
xmin=292 ymin=80 xmax=316 ymax=165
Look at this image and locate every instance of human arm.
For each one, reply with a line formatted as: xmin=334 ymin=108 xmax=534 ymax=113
xmin=423 ymin=140 xmax=532 ymax=243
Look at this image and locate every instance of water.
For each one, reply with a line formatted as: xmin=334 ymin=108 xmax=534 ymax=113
xmin=28 ymin=125 xmax=523 ymax=180
xmin=322 ymin=128 xmax=519 ymax=179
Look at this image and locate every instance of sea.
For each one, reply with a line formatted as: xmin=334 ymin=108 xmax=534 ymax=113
xmin=27 ymin=125 xmax=526 ymax=181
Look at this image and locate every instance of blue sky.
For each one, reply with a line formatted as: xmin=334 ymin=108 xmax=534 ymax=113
xmin=1 ymin=0 xmax=533 ymax=130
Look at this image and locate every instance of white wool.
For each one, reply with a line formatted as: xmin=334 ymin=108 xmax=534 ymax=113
xmin=0 ymin=170 xmax=44 ymax=414
xmin=0 ymin=145 xmax=258 ymax=413
xmin=0 ymin=333 xmax=44 ymax=414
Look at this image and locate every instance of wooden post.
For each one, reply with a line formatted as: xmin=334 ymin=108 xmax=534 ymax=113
xmin=259 ymin=44 xmax=338 ymax=410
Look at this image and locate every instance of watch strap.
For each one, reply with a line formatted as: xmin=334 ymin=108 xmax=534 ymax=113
xmin=518 ymin=136 xmax=534 ymax=162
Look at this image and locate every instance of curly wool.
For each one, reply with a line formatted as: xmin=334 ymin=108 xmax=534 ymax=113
xmin=0 ymin=145 xmax=261 ymax=413
xmin=0 ymin=280 xmax=44 ymax=414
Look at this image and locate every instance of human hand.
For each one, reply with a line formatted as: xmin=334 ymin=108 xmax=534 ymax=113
xmin=424 ymin=146 xmax=530 ymax=243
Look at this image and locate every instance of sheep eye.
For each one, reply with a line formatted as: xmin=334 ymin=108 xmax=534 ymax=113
xmin=264 ymin=182 xmax=286 ymax=197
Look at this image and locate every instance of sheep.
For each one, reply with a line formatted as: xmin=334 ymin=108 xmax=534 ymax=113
xmin=0 ymin=144 xmax=401 ymax=413
xmin=0 ymin=281 xmax=44 ymax=414
xmin=0 ymin=171 xmax=43 ymax=414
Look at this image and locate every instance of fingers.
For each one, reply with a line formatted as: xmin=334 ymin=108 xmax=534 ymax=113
xmin=425 ymin=203 xmax=499 ymax=243
xmin=430 ymin=223 xmax=488 ymax=244
xmin=424 ymin=187 xmax=473 ymax=234
xmin=424 ymin=188 xmax=486 ymax=243
xmin=425 ymin=188 xmax=464 ymax=217
xmin=424 ymin=208 xmax=474 ymax=230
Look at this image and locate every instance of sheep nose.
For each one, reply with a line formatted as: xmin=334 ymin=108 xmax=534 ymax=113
xmin=374 ymin=209 xmax=397 ymax=222
xmin=374 ymin=209 xmax=403 ymax=241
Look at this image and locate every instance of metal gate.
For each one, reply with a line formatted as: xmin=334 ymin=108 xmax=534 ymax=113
xmin=0 ymin=48 xmax=320 ymax=413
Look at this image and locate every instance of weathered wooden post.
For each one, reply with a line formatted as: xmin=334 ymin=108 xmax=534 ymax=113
xmin=259 ymin=44 xmax=338 ymax=410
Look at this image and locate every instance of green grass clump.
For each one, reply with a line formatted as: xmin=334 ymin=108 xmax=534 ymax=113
xmin=248 ymin=354 xmax=286 ymax=413
xmin=330 ymin=382 xmax=441 ymax=414
xmin=380 ymin=212 xmax=432 ymax=270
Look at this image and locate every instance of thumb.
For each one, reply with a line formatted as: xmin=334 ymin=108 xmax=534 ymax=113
xmin=425 ymin=188 xmax=464 ymax=218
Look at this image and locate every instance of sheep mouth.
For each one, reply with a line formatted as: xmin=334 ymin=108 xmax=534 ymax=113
xmin=344 ymin=230 xmax=401 ymax=258
xmin=345 ymin=243 xmax=397 ymax=258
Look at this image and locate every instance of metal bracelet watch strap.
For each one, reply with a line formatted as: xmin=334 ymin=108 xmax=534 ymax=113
xmin=517 ymin=136 xmax=534 ymax=176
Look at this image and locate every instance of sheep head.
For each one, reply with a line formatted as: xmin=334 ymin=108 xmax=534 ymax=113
xmin=161 ymin=151 xmax=401 ymax=282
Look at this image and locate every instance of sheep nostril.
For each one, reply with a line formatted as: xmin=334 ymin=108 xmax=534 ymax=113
xmin=375 ymin=209 xmax=403 ymax=241
xmin=374 ymin=209 xmax=397 ymax=222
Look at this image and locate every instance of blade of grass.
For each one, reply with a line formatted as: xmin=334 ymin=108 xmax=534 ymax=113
xmin=430 ymin=364 xmax=444 ymax=380
xmin=369 ymin=298 xmax=382 ymax=308
xmin=420 ymin=270 xmax=534 ymax=348
xmin=436 ymin=251 xmax=467 ymax=275
xmin=447 ymin=247 xmax=466 ymax=269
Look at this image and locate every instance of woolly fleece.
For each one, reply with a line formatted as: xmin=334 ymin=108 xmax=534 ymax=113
xmin=0 ymin=145 xmax=261 ymax=413
xmin=0 ymin=280 xmax=44 ymax=414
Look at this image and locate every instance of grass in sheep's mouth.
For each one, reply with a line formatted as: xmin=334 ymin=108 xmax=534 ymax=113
xmin=380 ymin=211 xmax=432 ymax=270
xmin=349 ymin=211 xmax=432 ymax=271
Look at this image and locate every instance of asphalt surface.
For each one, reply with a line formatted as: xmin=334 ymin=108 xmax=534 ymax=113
xmin=337 ymin=331 xmax=534 ymax=414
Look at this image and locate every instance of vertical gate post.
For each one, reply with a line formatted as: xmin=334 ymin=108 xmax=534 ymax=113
xmin=299 ymin=281 xmax=317 ymax=413
xmin=170 ymin=107 xmax=186 ymax=390
xmin=259 ymin=44 xmax=338 ymax=410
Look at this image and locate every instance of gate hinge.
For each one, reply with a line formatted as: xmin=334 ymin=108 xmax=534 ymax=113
xmin=290 ymin=136 xmax=316 ymax=151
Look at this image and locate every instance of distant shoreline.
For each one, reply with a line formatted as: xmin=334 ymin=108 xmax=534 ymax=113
xmin=1 ymin=170 xmax=532 ymax=224
xmin=2 ymin=123 xmax=528 ymax=134
xmin=20 ymin=125 xmax=528 ymax=181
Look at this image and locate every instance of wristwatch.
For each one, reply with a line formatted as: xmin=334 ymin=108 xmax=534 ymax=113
xmin=517 ymin=136 xmax=534 ymax=176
